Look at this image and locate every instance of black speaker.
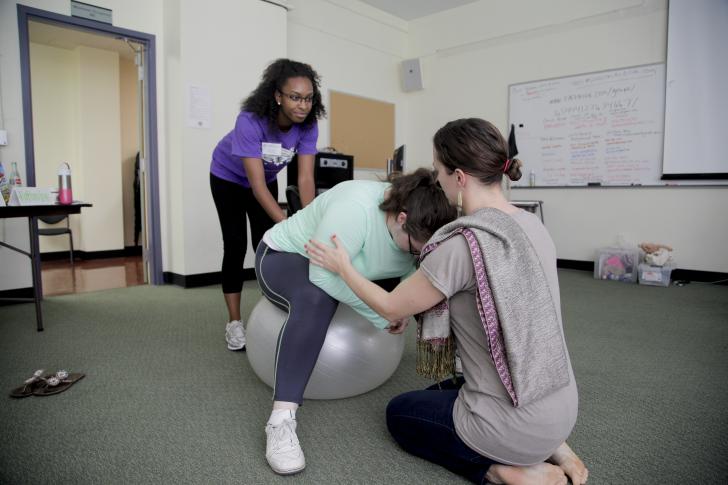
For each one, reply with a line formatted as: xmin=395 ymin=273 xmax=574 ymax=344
xmin=315 ymin=153 xmax=353 ymax=192
xmin=287 ymin=153 xmax=354 ymax=194
xmin=401 ymin=58 xmax=423 ymax=92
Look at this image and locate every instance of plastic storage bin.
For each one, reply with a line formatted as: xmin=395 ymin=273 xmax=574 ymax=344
xmin=638 ymin=263 xmax=674 ymax=287
xmin=594 ymin=247 xmax=640 ymax=283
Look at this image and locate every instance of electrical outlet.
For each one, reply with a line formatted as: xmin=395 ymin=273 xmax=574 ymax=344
xmin=0 ymin=130 xmax=8 ymax=146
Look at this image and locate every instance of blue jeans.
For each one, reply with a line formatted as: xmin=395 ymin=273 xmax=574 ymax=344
xmin=386 ymin=378 xmax=495 ymax=484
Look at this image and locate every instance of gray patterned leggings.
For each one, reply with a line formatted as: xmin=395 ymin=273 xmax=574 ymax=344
xmin=254 ymin=242 xmax=339 ymax=404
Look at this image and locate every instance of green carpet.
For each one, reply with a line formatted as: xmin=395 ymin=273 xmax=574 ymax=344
xmin=1 ymin=270 xmax=726 ymax=484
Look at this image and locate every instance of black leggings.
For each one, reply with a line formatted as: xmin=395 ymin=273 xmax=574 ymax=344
xmin=255 ymin=242 xmax=339 ymax=404
xmin=210 ymin=173 xmax=278 ymax=294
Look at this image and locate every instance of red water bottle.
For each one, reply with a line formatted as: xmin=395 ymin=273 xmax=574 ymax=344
xmin=58 ymin=162 xmax=73 ymax=205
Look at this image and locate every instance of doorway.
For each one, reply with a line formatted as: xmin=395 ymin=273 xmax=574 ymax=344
xmin=17 ymin=6 xmax=162 ymax=292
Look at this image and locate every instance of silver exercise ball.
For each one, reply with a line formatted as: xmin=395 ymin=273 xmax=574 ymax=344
xmin=246 ymin=298 xmax=405 ymax=400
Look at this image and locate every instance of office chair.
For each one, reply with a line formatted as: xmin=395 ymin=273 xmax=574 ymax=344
xmin=38 ymin=215 xmax=75 ymax=268
xmin=285 ymin=186 xmax=303 ymax=216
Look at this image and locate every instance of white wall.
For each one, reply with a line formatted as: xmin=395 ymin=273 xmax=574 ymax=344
xmin=403 ymin=0 xmax=728 ymax=272
xmin=162 ymin=0 xmax=184 ymax=278
xmin=31 ymin=43 xmax=126 ymax=254
xmin=31 ymin=43 xmax=138 ymax=253
xmin=286 ymin=0 xmax=408 ymax=182
xmin=76 ymin=45 xmax=125 ymax=252
xmin=0 ymin=0 xmax=285 ymax=291
xmin=173 ymin=0 xmax=286 ymax=274
xmin=0 ymin=0 xmax=166 ymax=291
xmin=29 ymin=42 xmax=79 ymax=253
xmin=2 ymin=0 xmax=725 ymax=294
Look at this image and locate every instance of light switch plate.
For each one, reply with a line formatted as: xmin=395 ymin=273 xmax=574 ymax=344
xmin=0 ymin=130 xmax=7 ymax=146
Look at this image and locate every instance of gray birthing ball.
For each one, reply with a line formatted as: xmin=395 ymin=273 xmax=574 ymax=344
xmin=246 ymin=298 xmax=405 ymax=400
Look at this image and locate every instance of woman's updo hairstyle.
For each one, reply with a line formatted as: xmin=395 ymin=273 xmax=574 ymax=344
xmin=379 ymin=168 xmax=457 ymax=243
xmin=433 ymin=118 xmax=523 ymax=184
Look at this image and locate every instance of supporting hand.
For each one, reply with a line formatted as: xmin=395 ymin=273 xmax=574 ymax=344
xmin=387 ymin=318 xmax=410 ymax=334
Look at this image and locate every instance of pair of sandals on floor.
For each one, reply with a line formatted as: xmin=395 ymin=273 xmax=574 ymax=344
xmin=10 ymin=369 xmax=85 ymax=398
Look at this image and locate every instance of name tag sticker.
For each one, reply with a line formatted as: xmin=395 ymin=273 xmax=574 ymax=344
xmin=262 ymin=143 xmax=282 ymax=157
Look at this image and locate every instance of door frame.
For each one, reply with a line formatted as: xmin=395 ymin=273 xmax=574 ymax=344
xmin=17 ymin=5 xmax=163 ymax=285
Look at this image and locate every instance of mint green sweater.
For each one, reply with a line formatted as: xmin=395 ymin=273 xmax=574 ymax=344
xmin=269 ymin=180 xmax=416 ymax=329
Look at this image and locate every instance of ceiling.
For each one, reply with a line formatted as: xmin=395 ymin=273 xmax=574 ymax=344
xmin=357 ymin=0 xmax=479 ymax=21
xmin=29 ymin=20 xmax=139 ymax=61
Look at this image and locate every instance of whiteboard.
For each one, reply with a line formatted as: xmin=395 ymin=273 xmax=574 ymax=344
xmin=663 ymin=0 xmax=728 ymax=179
xmin=509 ymin=64 xmax=666 ymax=187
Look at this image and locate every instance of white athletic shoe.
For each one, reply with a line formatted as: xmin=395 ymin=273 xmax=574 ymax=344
xmin=225 ymin=320 xmax=245 ymax=351
xmin=265 ymin=417 xmax=306 ymax=475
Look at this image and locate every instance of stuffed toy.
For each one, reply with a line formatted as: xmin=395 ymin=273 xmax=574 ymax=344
xmin=603 ymin=255 xmax=626 ymax=280
xmin=639 ymin=242 xmax=673 ymax=267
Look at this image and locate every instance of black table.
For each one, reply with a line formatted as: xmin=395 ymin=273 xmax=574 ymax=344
xmin=0 ymin=203 xmax=92 ymax=331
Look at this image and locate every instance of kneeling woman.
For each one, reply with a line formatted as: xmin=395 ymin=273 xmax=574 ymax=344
xmin=307 ymin=119 xmax=589 ymax=485
xmin=255 ymin=168 xmax=456 ymax=475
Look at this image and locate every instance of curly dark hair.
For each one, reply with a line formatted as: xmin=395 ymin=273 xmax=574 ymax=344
xmin=379 ymin=168 xmax=457 ymax=243
xmin=241 ymin=58 xmax=326 ymax=128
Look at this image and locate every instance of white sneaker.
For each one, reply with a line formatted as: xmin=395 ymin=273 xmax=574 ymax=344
xmin=265 ymin=417 xmax=306 ymax=475
xmin=225 ymin=320 xmax=245 ymax=350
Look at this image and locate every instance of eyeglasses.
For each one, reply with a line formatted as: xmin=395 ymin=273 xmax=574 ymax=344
xmin=407 ymin=232 xmax=421 ymax=257
xmin=279 ymin=91 xmax=314 ymax=104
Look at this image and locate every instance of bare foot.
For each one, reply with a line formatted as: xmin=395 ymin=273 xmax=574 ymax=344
xmin=486 ymin=462 xmax=567 ymax=485
xmin=548 ymin=442 xmax=589 ymax=484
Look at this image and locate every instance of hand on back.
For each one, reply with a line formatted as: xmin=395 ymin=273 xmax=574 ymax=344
xmin=305 ymin=234 xmax=350 ymax=274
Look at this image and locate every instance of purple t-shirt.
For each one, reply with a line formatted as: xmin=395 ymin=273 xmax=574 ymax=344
xmin=210 ymin=111 xmax=319 ymax=187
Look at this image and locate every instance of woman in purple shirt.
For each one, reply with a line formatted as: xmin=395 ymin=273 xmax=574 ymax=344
xmin=210 ymin=59 xmax=326 ymax=351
